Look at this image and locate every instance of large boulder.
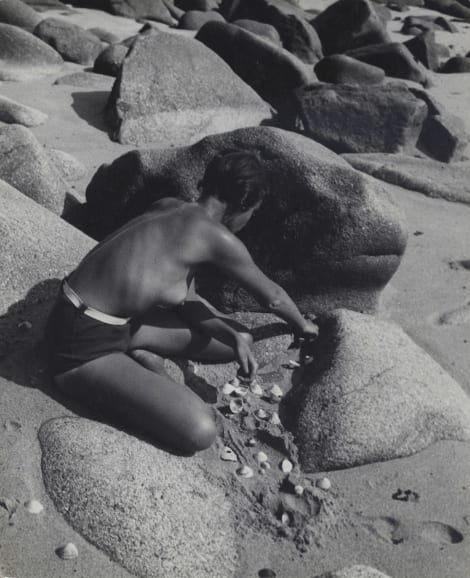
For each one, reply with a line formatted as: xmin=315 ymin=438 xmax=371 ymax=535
xmin=107 ymin=31 xmax=272 ymax=146
xmin=286 ymin=309 xmax=470 ymax=471
xmin=418 ymin=112 xmax=469 ymax=162
xmin=93 ymin=43 xmax=129 ymax=77
xmin=0 ymin=124 xmax=71 ymax=215
xmin=440 ymin=55 xmax=470 ymax=73
xmin=83 ymin=126 xmax=407 ymax=314
xmin=0 ymin=179 xmax=94 ymax=314
xmin=404 ymin=31 xmax=441 ymax=71
xmin=219 ymin=0 xmax=322 ymax=63
xmin=314 ymin=54 xmax=385 ymax=85
xmin=342 ymin=153 xmax=470 ymax=204
xmin=0 ymin=23 xmax=63 ymax=81
xmin=233 ymin=18 xmax=282 ymax=46
xmin=346 ymin=43 xmax=430 ymax=86
xmin=0 ymin=94 xmax=48 ymax=126
xmin=293 ymin=83 xmax=427 ymax=154
xmin=68 ymin=0 xmax=176 ymax=24
xmin=401 ymin=14 xmax=457 ymax=34
xmin=34 ymin=17 xmax=103 ymax=65
xmin=424 ymin=0 xmax=470 ymax=21
xmin=177 ymin=0 xmax=221 ymax=9
xmin=54 ymin=70 xmax=114 ymax=88
xmin=311 ymin=0 xmax=391 ymax=56
xmin=39 ymin=417 xmax=238 ymax=578
xmin=178 ymin=9 xmax=225 ymax=30
xmin=0 ymin=0 xmax=42 ymax=31
xmin=196 ymin=21 xmax=315 ymax=109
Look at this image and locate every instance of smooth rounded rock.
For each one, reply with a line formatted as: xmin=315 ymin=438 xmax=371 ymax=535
xmin=39 ymin=417 xmax=238 ymax=578
xmin=233 ymin=19 xmax=282 ymax=46
xmin=0 ymin=95 xmax=47 ymax=126
xmin=0 ymin=0 xmax=42 ymax=31
xmin=93 ymin=43 xmax=129 ymax=77
xmin=315 ymin=54 xmax=385 ymax=85
xmin=179 ymin=9 xmax=225 ymax=30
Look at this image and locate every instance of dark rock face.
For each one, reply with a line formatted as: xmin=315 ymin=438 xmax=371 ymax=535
xmin=34 ymin=18 xmax=102 ymax=65
xmin=424 ymin=0 xmax=470 ymax=21
xmin=93 ymin=43 xmax=129 ymax=77
xmin=401 ymin=14 xmax=457 ymax=34
xmin=346 ymin=43 xmax=430 ymax=86
xmin=293 ymin=83 xmax=427 ymax=154
xmin=196 ymin=21 xmax=315 ymax=108
xmin=179 ymin=9 xmax=225 ymax=30
xmin=83 ymin=127 xmax=407 ymax=314
xmin=107 ymin=31 xmax=271 ymax=146
xmin=287 ymin=309 xmax=470 ymax=472
xmin=311 ymin=0 xmax=391 ymax=56
xmin=219 ymin=0 xmax=322 ymax=63
xmin=233 ymin=19 xmax=282 ymax=45
xmin=440 ymin=55 xmax=470 ymax=73
xmin=404 ymin=31 xmax=441 ymax=71
xmin=418 ymin=113 xmax=469 ymax=162
xmin=0 ymin=23 xmax=63 ymax=81
xmin=314 ymin=54 xmax=385 ymax=85
xmin=0 ymin=0 xmax=42 ymax=32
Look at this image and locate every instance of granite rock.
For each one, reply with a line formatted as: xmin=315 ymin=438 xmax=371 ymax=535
xmin=0 ymin=94 xmax=48 ymax=126
xmin=0 ymin=0 xmax=42 ymax=31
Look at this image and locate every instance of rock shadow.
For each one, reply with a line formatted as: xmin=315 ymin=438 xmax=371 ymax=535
xmin=71 ymin=91 xmax=110 ymax=133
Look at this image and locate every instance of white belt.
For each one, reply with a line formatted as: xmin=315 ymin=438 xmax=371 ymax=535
xmin=62 ymin=280 xmax=130 ymax=326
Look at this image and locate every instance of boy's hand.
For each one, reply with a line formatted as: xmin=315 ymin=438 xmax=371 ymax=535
xmin=235 ymin=334 xmax=258 ymax=382
xmin=301 ymin=319 xmax=319 ymax=340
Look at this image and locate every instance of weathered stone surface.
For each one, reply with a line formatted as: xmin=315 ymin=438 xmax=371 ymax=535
xmin=0 ymin=94 xmax=47 ymax=126
xmin=0 ymin=23 xmax=63 ymax=81
xmin=176 ymin=0 xmax=221 ymax=10
xmin=39 ymin=417 xmax=238 ymax=578
xmin=401 ymin=14 xmax=457 ymax=34
xmin=294 ymin=83 xmax=427 ymax=154
xmin=440 ymin=55 xmax=470 ymax=73
xmin=69 ymin=0 xmax=175 ymax=24
xmin=87 ymin=26 xmax=120 ymax=44
xmin=48 ymin=149 xmax=87 ymax=182
xmin=343 ymin=153 xmax=470 ymax=204
xmin=404 ymin=30 xmax=441 ymax=71
xmin=93 ymin=43 xmax=129 ymax=77
xmin=34 ymin=17 xmax=102 ymax=65
xmin=288 ymin=309 xmax=470 ymax=471
xmin=54 ymin=70 xmax=114 ymax=88
xmin=314 ymin=54 xmax=385 ymax=85
xmin=219 ymin=0 xmax=322 ymax=63
xmin=311 ymin=0 xmax=390 ymax=56
xmin=83 ymin=126 xmax=407 ymax=314
xmin=179 ymin=9 xmax=225 ymax=30
xmin=0 ymin=0 xmax=42 ymax=31
xmin=107 ymin=31 xmax=271 ymax=146
xmin=0 ymin=124 xmax=70 ymax=215
xmin=424 ymin=0 xmax=470 ymax=21
xmin=22 ymin=0 xmax=67 ymax=9
xmin=314 ymin=566 xmax=392 ymax=578
xmin=417 ymin=112 xmax=469 ymax=162
xmin=346 ymin=43 xmax=430 ymax=86
xmin=0 ymin=179 xmax=94 ymax=314
xmin=233 ymin=18 xmax=282 ymax=45
xmin=196 ymin=21 xmax=315 ymax=108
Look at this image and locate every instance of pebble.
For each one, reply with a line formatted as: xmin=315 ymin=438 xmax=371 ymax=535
xmin=24 ymin=499 xmax=43 ymax=514
xmin=255 ymin=408 xmax=268 ymax=420
xmin=259 ymin=569 xmax=277 ymax=578
xmin=317 ymin=477 xmax=331 ymax=490
xmin=269 ymin=412 xmax=281 ymax=426
xmin=281 ymin=459 xmax=293 ymax=473
xmin=220 ymin=446 xmax=238 ymax=462
xmin=256 ymin=451 xmax=268 ymax=463
xmin=233 ymin=386 xmax=249 ymax=397
xmin=222 ymin=382 xmax=236 ymax=395
xmin=237 ymin=465 xmax=254 ymax=478
xmin=250 ymin=381 xmax=264 ymax=396
xmin=229 ymin=399 xmax=244 ymax=414
xmin=56 ymin=542 xmax=79 ymax=560
xmin=294 ymin=485 xmax=304 ymax=496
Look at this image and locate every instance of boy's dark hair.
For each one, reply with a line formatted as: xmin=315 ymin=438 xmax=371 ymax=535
xmin=199 ymin=150 xmax=269 ymax=214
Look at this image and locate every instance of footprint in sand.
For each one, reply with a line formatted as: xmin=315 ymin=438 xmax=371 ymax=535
xmin=448 ymin=259 xmax=470 ymax=271
xmin=361 ymin=516 xmax=464 ymax=546
xmin=437 ymin=303 xmax=470 ymax=326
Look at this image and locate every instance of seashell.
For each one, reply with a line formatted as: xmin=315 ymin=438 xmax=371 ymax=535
xmin=24 ymin=499 xmax=43 ymax=514
xmin=256 ymin=451 xmax=268 ymax=463
xmin=229 ymin=399 xmax=244 ymax=414
xmin=237 ymin=465 xmax=254 ymax=478
xmin=220 ymin=446 xmax=238 ymax=462
xmin=303 ymin=355 xmax=314 ymax=365
xmin=233 ymin=386 xmax=249 ymax=397
xmin=281 ymin=459 xmax=293 ymax=474
xmin=260 ymin=461 xmax=271 ymax=470
xmin=317 ymin=477 xmax=331 ymax=491
xmin=269 ymin=412 xmax=281 ymax=426
xmin=286 ymin=359 xmax=301 ymax=369
xmin=255 ymin=408 xmax=268 ymax=420
xmin=281 ymin=512 xmax=290 ymax=525
xmin=250 ymin=381 xmax=263 ymax=396
xmin=222 ymin=383 xmax=236 ymax=395
xmin=246 ymin=437 xmax=257 ymax=447
xmin=294 ymin=485 xmax=304 ymax=496
xmin=18 ymin=320 xmax=32 ymax=330
xmin=230 ymin=377 xmax=240 ymax=387
xmin=270 ymin=384 xmax=283 ymax=398
xmin=57 ymin=542 xmax=79 ymax=560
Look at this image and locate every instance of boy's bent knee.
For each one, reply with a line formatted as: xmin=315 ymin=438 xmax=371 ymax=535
xmin=183 ymin=410 xmax=217 ymax=453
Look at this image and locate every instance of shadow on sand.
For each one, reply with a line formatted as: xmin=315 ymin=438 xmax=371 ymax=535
xmin=71 ymin=91 xmax=110 ymax=134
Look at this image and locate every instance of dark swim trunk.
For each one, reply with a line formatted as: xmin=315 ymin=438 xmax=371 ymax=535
xmin=46 ymin=282 xmax=132 ymax=376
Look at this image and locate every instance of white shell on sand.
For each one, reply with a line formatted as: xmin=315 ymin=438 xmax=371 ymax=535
xmin=317 ymin=477 xmax=331 ymax=491
xmin=270 ymin=385 xmax=283 ymax=399
xmin=237 ymin=466 xmax=254 ymax=478
xmin=233 ymin=386 xmax=249 ymax=397
xmin=270 ymin=412 xmax=281 ymax=426
xmin=222 ymin=383 xmax=236 ymax=395
xmin=281 ymin=512 xmax=290 ymax=525
xmin=220 ymin=446 xmax=238 ymax=462
xmin=247 ymin=437 xmax=257 ymax=446
xmin=57 ymin=542 xmax=79 ymax=560
xmin=260 ymin=461 xmax=271 ymax=470
xmin=230 ymin=377 xmax=240 ymax=387
xmin=287 ymin=359 xmax=301 ymax=368
xmin=281 ymin=459 xmax=293 ymax=474
xmin=229 ymin=399 xmax=244 ymax=414
xmin=24 ymin=499 xmax=43 ymax=514
xmin=256 ymin=451 xmax=268 ymax=463
xmin=294 ymin=485 xmax=304 ymax=496
xmin=250 ymin=382 xmax=264 ymax=396
xmin=255 ymin=409 xmax=268 ymax=420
